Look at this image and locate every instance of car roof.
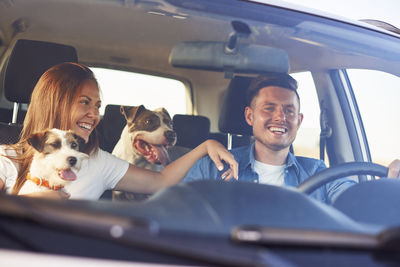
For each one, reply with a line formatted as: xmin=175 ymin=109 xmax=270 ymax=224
xmin=1 ymin=0 xmax=399 ymax=82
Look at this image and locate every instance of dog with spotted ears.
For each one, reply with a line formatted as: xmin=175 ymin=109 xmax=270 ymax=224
xmin=112 ymin=105 xmax=177 ymax=201
xmin=18 ymin=128 xmax=88 ymax=195
xmin=112 ymin=105 xmax=177 ymax=171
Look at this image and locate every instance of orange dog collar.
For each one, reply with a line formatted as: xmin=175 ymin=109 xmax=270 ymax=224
xmin=26 ymin=173 xmax=64 ymax=191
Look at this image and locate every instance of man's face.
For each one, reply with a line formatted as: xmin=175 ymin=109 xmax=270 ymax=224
xmin=245 ymin=86 xmax=303 ymax=152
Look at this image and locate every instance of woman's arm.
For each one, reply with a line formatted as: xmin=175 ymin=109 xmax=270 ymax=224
xmin=20 ymin=190 xmax=70 ymax=199
xmin=0 ymin=178 xmax=4 ymax=191
xmin=115 ymin=139 xmax=238 ymax=194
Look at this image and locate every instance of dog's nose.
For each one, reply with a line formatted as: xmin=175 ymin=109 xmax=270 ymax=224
xmin=68 ymin=156 xmax=77 ymax=167
xmin=164 ymin=130 xmax=177 ymax=142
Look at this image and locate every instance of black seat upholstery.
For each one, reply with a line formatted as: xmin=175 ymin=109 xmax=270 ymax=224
xmin=218 ymin=76 xmax=253 ymax=149
xmin=4 ymin=39 xmax=78 ymax=105
xmin=0 ymin=109 xmax=26 ymax=124
xmin=167 ymin=114 xmax=211 ymax=161
xmin=0 ymin=123 xmax=23 ymax=144
xmin=173 ymin=114 xmax=210 ymax=149
xmin=97 ymin=105 xmax=127 ymax=153
xmin=0 ymin=39 xmax=78 ymax=145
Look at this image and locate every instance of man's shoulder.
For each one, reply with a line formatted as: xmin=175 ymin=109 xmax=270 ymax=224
xmin=294 ymin=155 xmax=324 ymax=164
xmin=289 ymin=154 xmax=326 ymax=175
xmin=229 ymin=145 xmax=252 ymax=156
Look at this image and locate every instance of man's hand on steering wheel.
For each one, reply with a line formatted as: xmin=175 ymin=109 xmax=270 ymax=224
xmin=388 ymin=159 xmax=400 ymax=178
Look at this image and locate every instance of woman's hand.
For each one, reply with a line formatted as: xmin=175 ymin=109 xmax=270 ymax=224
xmin=204 ymin=140 xmax=238 ymax=181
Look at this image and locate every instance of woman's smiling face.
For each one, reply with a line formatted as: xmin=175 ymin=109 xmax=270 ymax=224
xmin=71 ymin=80 xmax=101 ymax=142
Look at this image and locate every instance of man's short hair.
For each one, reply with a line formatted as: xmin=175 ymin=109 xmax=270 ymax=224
xmin=246 ymin=73 xmax=299 ymax=106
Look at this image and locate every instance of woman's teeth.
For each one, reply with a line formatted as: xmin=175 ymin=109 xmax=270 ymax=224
xmin=78 ymin=123 xmax=92 ymax=131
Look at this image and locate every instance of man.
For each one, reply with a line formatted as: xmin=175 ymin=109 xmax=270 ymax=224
xmin=183 ymin=73 xmax=400 ymax=204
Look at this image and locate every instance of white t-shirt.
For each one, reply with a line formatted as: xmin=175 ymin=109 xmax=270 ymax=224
xmin=0 ymin=146 xmax=129 ymax=200
xmin=254 ymin=160 xmax=285 ymax=186
xmin=0 ymin=146 xmax=19 ymax=194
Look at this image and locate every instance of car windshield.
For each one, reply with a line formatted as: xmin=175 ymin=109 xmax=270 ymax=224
xmin=1 ymin=0 xmax=400 ymax=265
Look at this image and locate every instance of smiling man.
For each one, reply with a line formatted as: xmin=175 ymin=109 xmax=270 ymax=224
xmin=182 ymin=73 xmax=400 ymax=204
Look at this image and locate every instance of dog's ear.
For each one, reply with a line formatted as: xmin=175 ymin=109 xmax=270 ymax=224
xmin=72 ymin=133 xmax=87 ymax=153
xmin=120 ymin=105 xmax=131 ymax=121
xmin=27 ymin=130 xmax=48 ymax=152
xmin=156 ymin=107 xmax=172 ymax=121
xmin=120 ymin=105 xmax=146 ymax=123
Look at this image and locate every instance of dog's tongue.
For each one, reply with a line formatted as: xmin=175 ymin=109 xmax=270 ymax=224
xmin=58 ymin=169 xmax=77 ymax=181
xmin=135 ymin=140 xmax=170 ymax=166
xmin=151 ymin=144 xmax=170 ymax=166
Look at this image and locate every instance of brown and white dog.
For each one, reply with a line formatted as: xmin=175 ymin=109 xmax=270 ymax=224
xmin=112 ymin=105 xmax=176 ymax=201
xmin=18 ymin=128 xmax=88 ymax=195
xmin=112 ymin=105 xmax=177 ymax=171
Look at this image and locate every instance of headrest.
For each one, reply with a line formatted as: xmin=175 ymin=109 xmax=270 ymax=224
xmin=208 ymin=132 xmax=252 ymax=148
xmin=218 ymin=76 xmax=253 ymax=136
xmin=97 ymin=105 xmax=126 ymax=153
xmin=0 ymin=122 xmax=22 ymax=144
xmin=173 ymin=114 xmax=210 ymax=149
xmin=4 ymin=39 xmax=78 ymax=103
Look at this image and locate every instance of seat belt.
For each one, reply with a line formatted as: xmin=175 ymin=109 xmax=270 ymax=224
xmin=319 ymin=101 xmax=332 ymax=161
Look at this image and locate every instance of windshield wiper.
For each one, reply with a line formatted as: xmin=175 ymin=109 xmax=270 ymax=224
xmin=232 ymin=225 xmax=400 ymax=251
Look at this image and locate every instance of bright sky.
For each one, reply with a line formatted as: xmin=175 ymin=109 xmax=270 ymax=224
xmin=282 ymin=0 xmax=400 ymax=27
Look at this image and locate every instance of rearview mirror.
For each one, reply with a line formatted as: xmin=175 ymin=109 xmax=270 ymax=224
xmin=169 ymin=42 xmax=290 ymax=75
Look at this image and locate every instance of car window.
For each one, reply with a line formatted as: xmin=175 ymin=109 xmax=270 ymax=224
xmin=90 ymin=67 xmax=188 ymax=116
xmin=3 ymin=0 xmax=400 ymax=265
xmin=291 ymin=72 xmax=322 ymax=161
xmin=347 ymin=69 xmax=400 ymax=166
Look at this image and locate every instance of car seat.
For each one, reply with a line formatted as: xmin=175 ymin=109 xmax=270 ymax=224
xmin=168 ymin=114 xmax=211 ymax=161
xmin=97 ymin=104 xmax=127 ymax=153
xmin=0 ymin=39 xmax=78 ymax=144
xmin=217 ymin=75 xmax=253 ymax=149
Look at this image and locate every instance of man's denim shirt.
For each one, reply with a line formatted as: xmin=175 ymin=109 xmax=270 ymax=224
xmin=183 ymin=142 xmax=356 ymax=204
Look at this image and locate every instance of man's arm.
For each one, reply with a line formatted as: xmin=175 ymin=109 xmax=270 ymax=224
xmin=309 ymin=160 xmax=356 ymax=205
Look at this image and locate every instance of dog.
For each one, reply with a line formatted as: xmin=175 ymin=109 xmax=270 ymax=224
xmin=112 ymin=105 xmax=177 ymax=171
xmin=112 ymin=105 xmax=177 ymax=201
xmin=18 ymin=128 xmax=88 ymax=195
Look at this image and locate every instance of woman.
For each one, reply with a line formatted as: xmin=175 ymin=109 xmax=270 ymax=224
xmin=0 ymin=62 xmax=238 ymax=199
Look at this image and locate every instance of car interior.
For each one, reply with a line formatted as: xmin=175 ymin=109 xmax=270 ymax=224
xmin=1 ymin=0 xmax=400 ymax=265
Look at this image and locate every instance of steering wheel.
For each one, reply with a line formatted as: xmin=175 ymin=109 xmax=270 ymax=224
xmin=297 ymin=162 xmax=388 ymax=195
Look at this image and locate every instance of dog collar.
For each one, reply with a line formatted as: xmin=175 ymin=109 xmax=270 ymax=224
xmin=26 ymin=173 xmax=64 ymax=191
